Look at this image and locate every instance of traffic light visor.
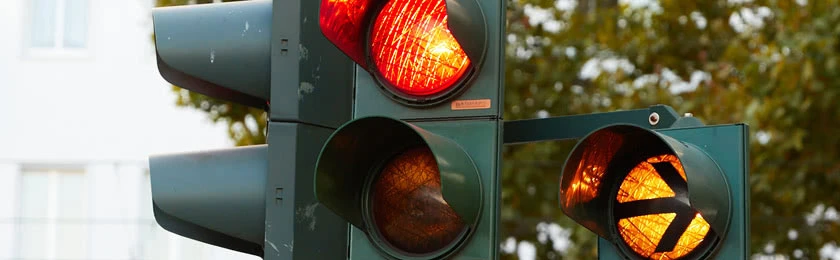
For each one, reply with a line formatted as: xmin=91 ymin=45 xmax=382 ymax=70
xmin=314 ymin=117 xmax=481 ymax=257
xmin=560 ymin=125 xmax=731 ymax=259
xmin=318 ymin=0 xmax=374 ymax=67
xmin=153 ymin=0 xmax=272 ymax=108
xmin=149 ymin=145 xmax=268 ymax=256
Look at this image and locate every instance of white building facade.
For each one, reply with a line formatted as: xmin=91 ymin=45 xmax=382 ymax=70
xmin=0 ymin=0 xmax=257 ymax=259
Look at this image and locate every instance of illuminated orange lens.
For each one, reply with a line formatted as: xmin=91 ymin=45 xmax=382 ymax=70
xmin=369 ymin=0 xmax=471 ymax=96
xmin=616 ymin=155 xmax=710 ymax=259
xmin=370 ymin=147 xmax=465 ymax=254
xmin=618 ymin=214 xmax=711 ymax=259
xmin=562 ymin=130 xmax=624 ymax=208
xmin=616 ymin=155 xmax=687 ymax=203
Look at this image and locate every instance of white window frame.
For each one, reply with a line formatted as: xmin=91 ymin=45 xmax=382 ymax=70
xmin=26 ymin=0 xmax=90 ymax=59
xmin=15 ymin=166 xmax=88 ymax=260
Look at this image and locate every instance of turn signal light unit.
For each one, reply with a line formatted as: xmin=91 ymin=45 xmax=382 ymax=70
xmin=560 ymin=125 xmax=732 ymax=260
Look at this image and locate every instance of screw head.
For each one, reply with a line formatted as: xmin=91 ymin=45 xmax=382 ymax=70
xmin=649 ymin=112 xmax=660 ymax=126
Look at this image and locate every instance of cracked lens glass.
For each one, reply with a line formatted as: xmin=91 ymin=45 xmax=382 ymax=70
xmin=370 ymin=147 xmax=465 ymax=254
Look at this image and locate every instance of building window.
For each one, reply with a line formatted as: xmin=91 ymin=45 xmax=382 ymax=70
xmin=30 ymin=0 xmax=88 ymax=50
xmin=138 ymin=170 xmax=171 ymax=260
xmin=17 ymin=168 xmax=88 ymax=259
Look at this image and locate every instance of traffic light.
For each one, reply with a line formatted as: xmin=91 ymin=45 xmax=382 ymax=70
xmin=150 ymin=0 xmax=355 ymax=259
xmin=559 ymin=124 xmax=749 ymax=259
xmin=314 ymin=0 xmax=504 ymax=258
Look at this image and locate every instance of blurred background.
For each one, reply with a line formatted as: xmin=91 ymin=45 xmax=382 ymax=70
xmin=0 ymin=0 xmax=250 ymax=259
xmin=1 ymin=0 xmax=839 ymax=259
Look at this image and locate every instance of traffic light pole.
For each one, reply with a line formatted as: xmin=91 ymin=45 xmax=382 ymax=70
xmin=264 ymin=123 xmax=347 ymax=259
xmin=503 ymin=105 xmax=702 ymax=144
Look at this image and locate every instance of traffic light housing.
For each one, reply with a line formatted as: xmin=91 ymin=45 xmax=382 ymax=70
xmin=319 ymin=0 xmax=503 ymax=116
xmin=150 ymin=0 xmax=354 ymax=259
xmin=315 ymin=117 xmax=487 ymax=259
xmin=560 ymin=124 xmax=749 ymax=259
xmin=314 ymin=0 xmax=505 ymax=258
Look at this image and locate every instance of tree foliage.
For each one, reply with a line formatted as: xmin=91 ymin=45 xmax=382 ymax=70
xmin=503 ymin=0 xmax=840 ymax=258
xmin=155 ymin=0 xmax=840 ymax=258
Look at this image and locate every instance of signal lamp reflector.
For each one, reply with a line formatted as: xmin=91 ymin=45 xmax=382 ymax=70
xmin=369 ymin=147 xmax=466 ymax=254
xmin=369 ymin=0 xmax=471 ymax=98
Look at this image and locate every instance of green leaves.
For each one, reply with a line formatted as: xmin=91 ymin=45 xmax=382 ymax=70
xmin=503 ymin=0 xmax=840 ymax=258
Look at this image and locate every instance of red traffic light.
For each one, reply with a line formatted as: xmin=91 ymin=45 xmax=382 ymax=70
xmin=370 ymin=0 xmax=471 ymax=97
xmin=319 ymin=0 xmax=482 ymax=105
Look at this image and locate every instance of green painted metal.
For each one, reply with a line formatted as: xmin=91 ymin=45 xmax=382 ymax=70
xmin=659 ymin=130 xmax=731 ymax=236
xmin=269 ymin=0 xmax=355 ymax=128
xmin=332 ymin=119 xmax=500 ymax=259
xmin=263 ymin=122 xmax=349 ymax=260
xmin=353 ymin=0 xmax=505 ymax=119
xmin=503 ymin=105 xmax=682 ymax=144
xmin=151 ymin=0 xmax=355 ymax=259
xmin=149 ymin=145 xmax=268 ymax=256
xmin=153 ymin=0 xmax=272 ymax=109
xmin=314 ymin=117 xmax=483 ymax=234
xmin=261 ymin=0 xmax=355 ymax=258
xmin=446 ymin=0 xmax=487 ymax=66
xmin=658 ymin=124 xmax=749 ymax=259
xmin=563 ymin=124 xmax=749 ymax=259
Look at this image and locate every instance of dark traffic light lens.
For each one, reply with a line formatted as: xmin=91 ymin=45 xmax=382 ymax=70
xmin=369 ymin=0 xmax=471 ymax=97
xmin=370 ymin=147 xmax=466 ymax=254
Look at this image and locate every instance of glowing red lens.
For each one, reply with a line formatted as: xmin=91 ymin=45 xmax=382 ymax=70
xmin=369 ymin=0 xmax=471 ymax=96
xmin=319 ymin=0 xmax=375 ymax=67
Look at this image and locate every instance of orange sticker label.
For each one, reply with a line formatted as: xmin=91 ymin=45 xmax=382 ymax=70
xmin=451 ymin=99 xmax=492 ymax=110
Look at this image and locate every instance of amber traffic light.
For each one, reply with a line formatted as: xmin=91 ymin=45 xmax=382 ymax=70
xmin=314 ymin=117 xmax=483 ymax=259
xmin=614 ymin=155 xmax=714 ymax=259
xmin=370 ymin=147 xmax=468 ymax=255
xmin=560 ymin=125 xmax=731 ymax=259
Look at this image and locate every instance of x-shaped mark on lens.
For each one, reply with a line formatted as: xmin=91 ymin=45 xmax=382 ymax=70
xmin=614 ymin=162 xmax=697 ymax=253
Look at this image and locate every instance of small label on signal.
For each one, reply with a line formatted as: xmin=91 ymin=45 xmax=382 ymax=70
xmin=451 ymin=99 xmax=491 ymax=110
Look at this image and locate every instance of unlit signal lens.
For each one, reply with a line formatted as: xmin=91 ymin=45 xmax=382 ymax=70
xmin=370 ymin=147 xmax=465 ymax=254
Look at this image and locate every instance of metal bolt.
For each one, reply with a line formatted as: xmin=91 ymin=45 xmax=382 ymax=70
xmin=649 ymin=112 xmax=660 ymax=126
xmin=684 ymin=113 xmax=694 ymax=117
